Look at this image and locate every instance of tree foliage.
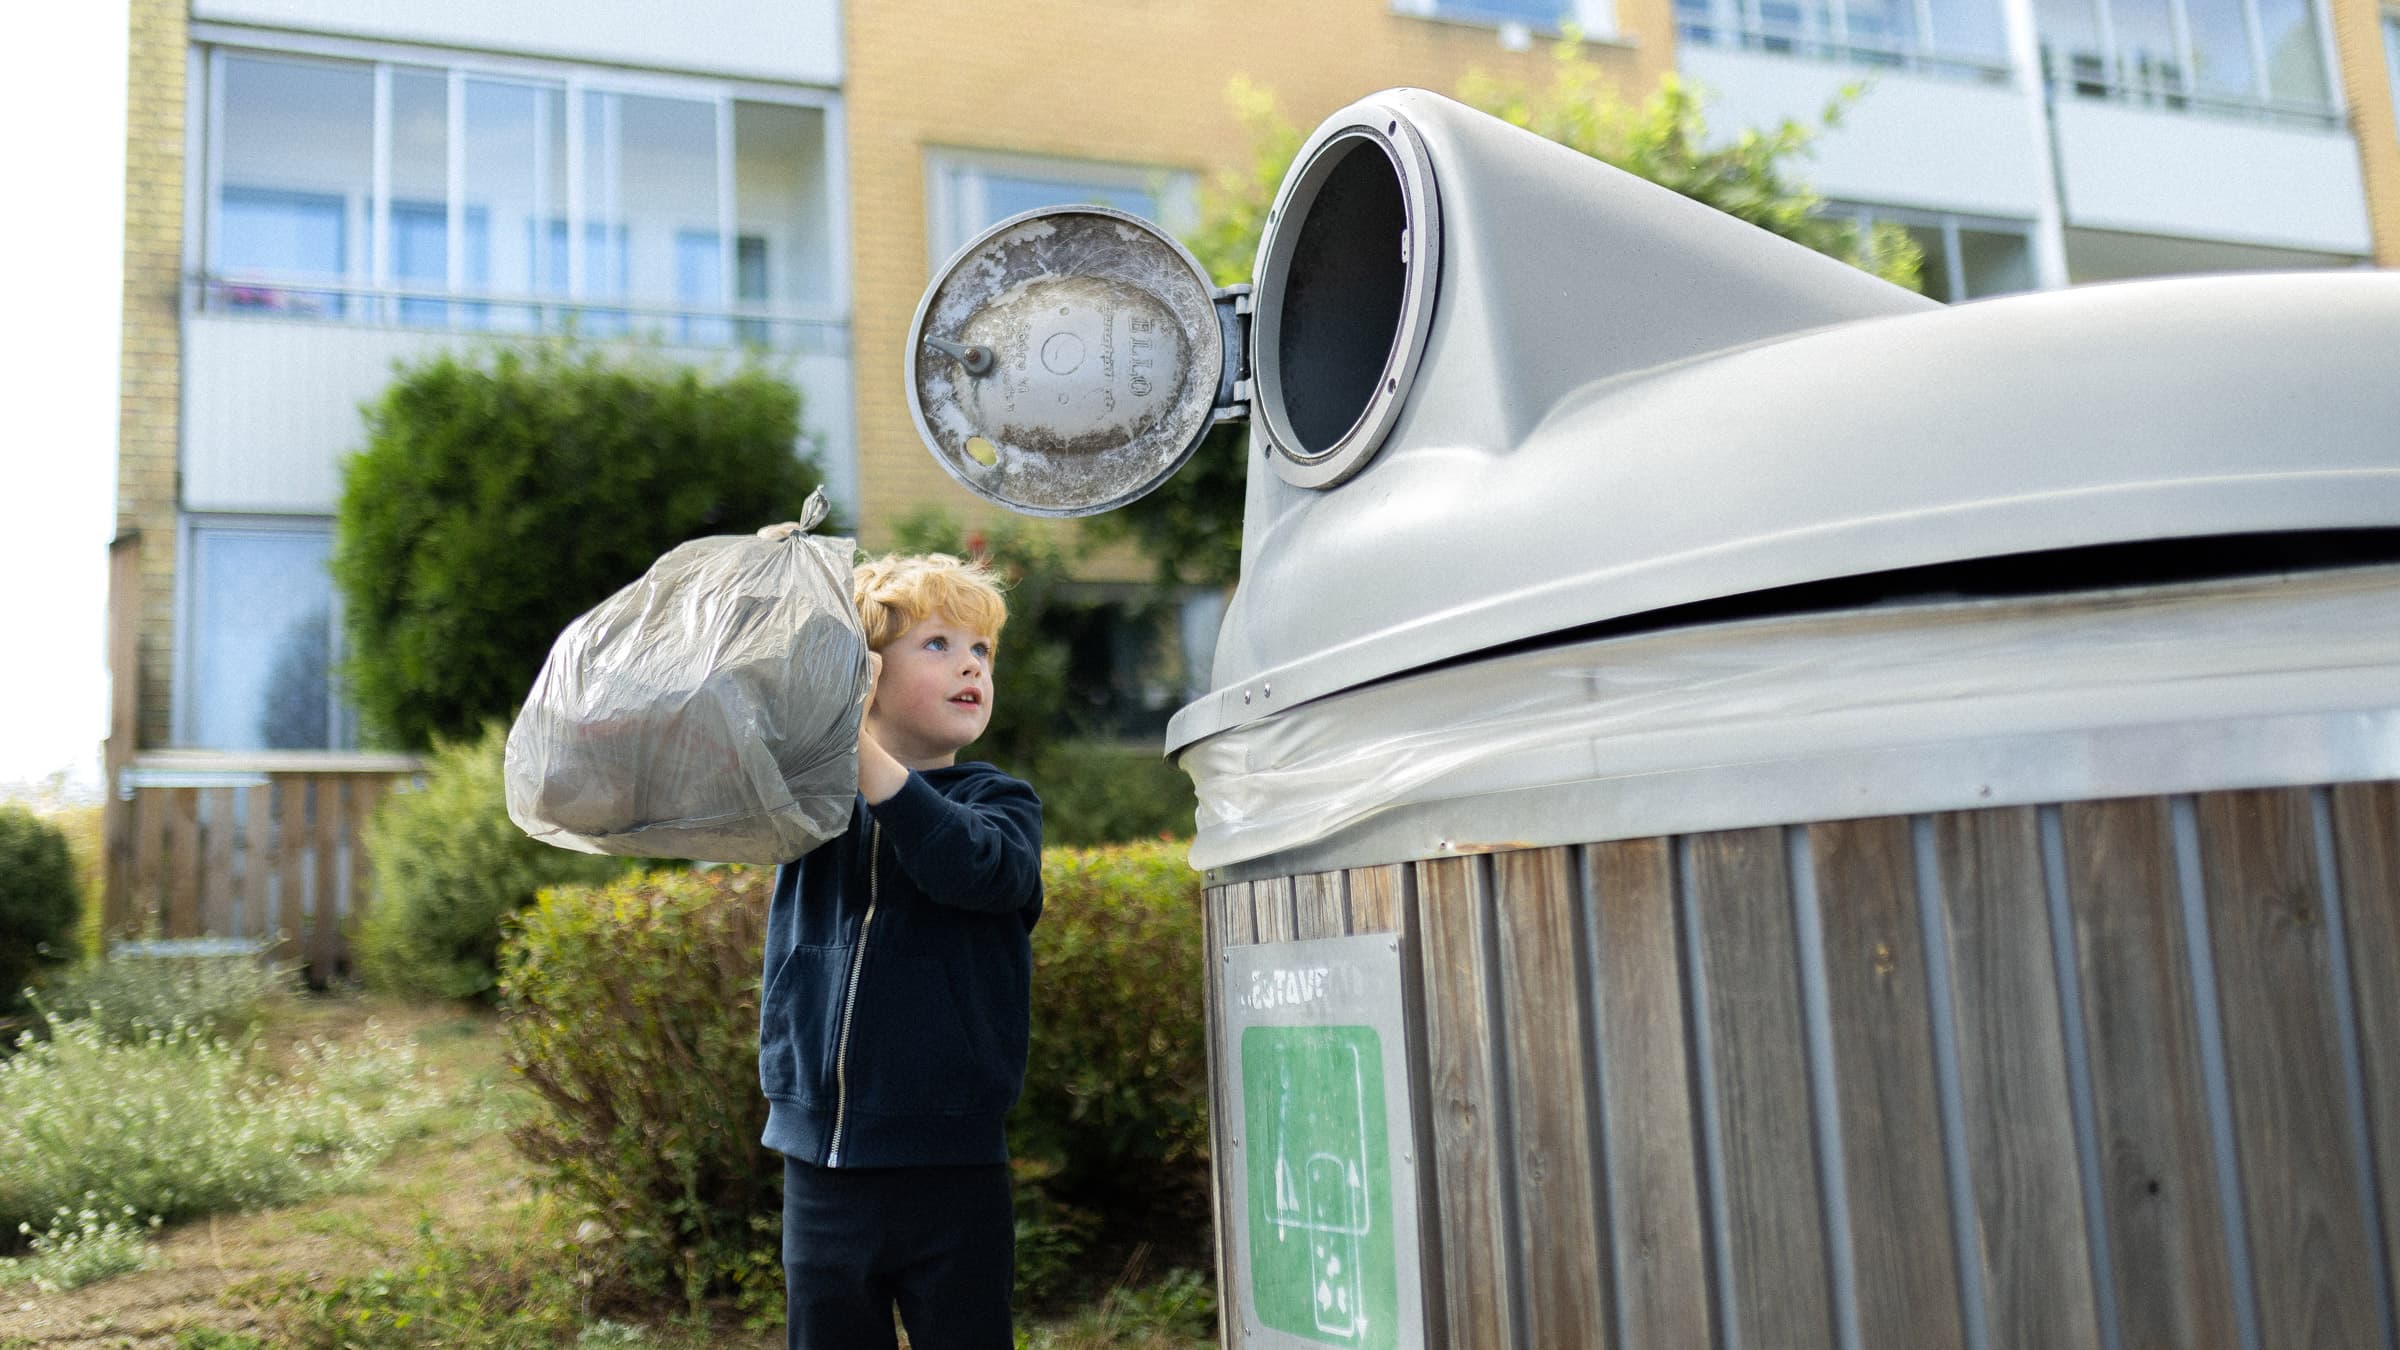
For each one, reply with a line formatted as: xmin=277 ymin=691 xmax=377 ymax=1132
xmin=332 ymin=343 xmax=829 ymax=751
xmin=1102 ymin=46 xmax=1922 ymax=587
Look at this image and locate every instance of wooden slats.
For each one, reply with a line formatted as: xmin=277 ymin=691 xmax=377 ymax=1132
xmin=1809 ymin=817 xmax=1965 ymax=1350
xmin=309 ymin=777 xmax=347 ymax=982
xmin=167 ymin=787 xmax=202 ymax=939
xmin=1492 ymin=847 xmax=1610 ymax=1347
xmin=1348 ymin=865 xmax=1403 ymax=935
xmin=1251 ymin=875 xmax=1296 ymax=945
xmin=1685 ymin=827 xmax=1834 ymax=1350
xmin=2195 ymin=789 xmax=2381 ymax=1350
xmin=2061 ymin=796 xmax=2240 ymax=1350
xmin=201 ymin=787 xmax=238 ymax=938
xmin=1200 ymin=884 xmax=1235 ymax=1350
xmin=1933 ymin=808 xmax=2101 ymax=1350
xmin=1293 ymin=870 xmax=1345 ymax=940
xmin=1585 ymin=837 xmax=1711 ymax=1350
xmin=1417 ymin=856 xmax=1515 ymax=1350
xmin=277 ymin=779 xmax=310 ymax=963
xmin=2331 ymin=781 xmax=2400 ymax=1315
xmin=242 ymin=783 xmax=275 ymax=940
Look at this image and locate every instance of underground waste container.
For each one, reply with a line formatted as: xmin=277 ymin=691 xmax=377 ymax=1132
xmin=904 ymin=87 xmax=2400 ymax=1350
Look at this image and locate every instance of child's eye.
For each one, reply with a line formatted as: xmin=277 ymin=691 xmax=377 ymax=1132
xmin=973 ymin=643 xmax=993 ymax=662
xmin=925 ymin=636 xmax=947 ymax=652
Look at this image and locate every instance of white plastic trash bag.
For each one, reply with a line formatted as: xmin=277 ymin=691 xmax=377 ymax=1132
xmin=504 ymin=488 xmax=868 ymax=864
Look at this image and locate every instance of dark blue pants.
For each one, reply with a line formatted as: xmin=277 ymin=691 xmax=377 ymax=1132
xmin=782 ymin=1158 xmax=1014 ymax=1350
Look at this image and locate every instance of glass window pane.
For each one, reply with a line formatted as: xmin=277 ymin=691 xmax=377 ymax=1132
xmin=2037 ymin=0 xmax=2111 ymax=93
xmin=616 ymin=93 xmax=721 ymax=340
xmin=1900 ymin=223 xmax=1953 ymax=302
xmin=2108 ymin=0 xmax=2186 ymax=97
xmin=734 ymin=101 xmax=833 ymax=316
xmin=981 ymin=173 xmax=1157 ymax=226
xmin=390 ymin=69 xmax=449 ymax=326
xmin=189 ymin=528 xmax=346 ymax=752
xmin=2183 ymin=0 xmax=2259 ymax=97
xmin=2257 ymin=0 xmax=2330 ymax=103
xmin=1433 ymin=0 xmax=1575 ymax=20
xmin=1956 ymin=228 xmax=2035 ymax=297
xmin=216 ymin=55 xmax=372 ymax=317
xmin=1844 ymin=0 xmax=1919 ymax=52
xmin=462 ymin=78 xmax=552 ymax=330
xmin=1924 ymin=0 xmax=2007 ymax=58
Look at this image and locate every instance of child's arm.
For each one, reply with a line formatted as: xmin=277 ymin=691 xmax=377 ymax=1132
xmin=873 ymin=773 xmax=1043 ymax=915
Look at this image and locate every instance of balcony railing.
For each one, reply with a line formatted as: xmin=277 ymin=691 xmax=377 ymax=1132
xmin=188 ymin=272 xmax=853 ymax=358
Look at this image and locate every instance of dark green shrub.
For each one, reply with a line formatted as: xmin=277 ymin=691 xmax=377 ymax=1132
xmin=498 ymin=865 xmax=778 ymax=1313
xmin=333 ymin=342 xmax=828 ymax=751
xmin=357 ymin=723 xmax=631 ymax=1001
xmin=0 ymin=806 xmax=79 ymax=1013
xmin=1012 ymin=839 xmax=1210 ymax=1297
xmin=1030 ymin=742 xmax=1197 ymax=847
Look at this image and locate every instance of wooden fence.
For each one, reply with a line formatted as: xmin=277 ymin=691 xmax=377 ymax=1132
xmin=102 ymin=753 xmax=423 ymax=985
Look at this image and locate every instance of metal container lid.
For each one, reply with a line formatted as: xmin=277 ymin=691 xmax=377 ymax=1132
xmin=905 ymin=207 xmax=1243 ymax=518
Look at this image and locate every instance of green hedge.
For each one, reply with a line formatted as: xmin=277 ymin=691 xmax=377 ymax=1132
xmin=495 ymin=836 xmax=1208 ymax=1312
xmin=0 ymin=807 xmax=78 ymax=1015
xmin=356 ymin=723 xmax=633 ymax=1000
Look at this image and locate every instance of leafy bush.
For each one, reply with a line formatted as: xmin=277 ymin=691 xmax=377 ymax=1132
xmin=496 ymin=838 xmax=1208 ymax=1314
xmin=498 ymin=866 xmax=777 ymax=1313
xmin=357 ymin=723 xmax=632 ymax=1002
xmin=257 ymin=1215 xmax=595 ymax=1349
xmin=0 ymin=1015 xmax=432 ymax=1243
xmin=0 ymin=805 xmax=80 ymax=1014
xmin=33 ymin=953 xmax=297 ymax=1044
xmin=333 ymin=342 xmax=828 ymax=751
xmin=1013 ymin=838 xmax=1210 ymax=1294
xmin=1030 ymin=743 xmax=1196 ymax=848
xmin=0 ymin=1204 xmax=160 ymax=1292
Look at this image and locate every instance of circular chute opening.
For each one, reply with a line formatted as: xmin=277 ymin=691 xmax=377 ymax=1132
xmin=1269 ymin=137 xmax=1410 ymax=455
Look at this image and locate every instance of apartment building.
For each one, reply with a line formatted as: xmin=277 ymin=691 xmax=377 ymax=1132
xmin=112 ymin=0 xmax=2394 ymax=777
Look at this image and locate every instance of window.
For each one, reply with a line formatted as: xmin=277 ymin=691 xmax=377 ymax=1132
xmin=183 ymin=522 xmax=353 ymax=752
xmin=203 ymin=48 xmax=839 ymax=349
xmin=1676 ymin=0 xmax=2009 ymax=76
xmin=1397 ymin=0 xmax=1620 ymax=39
xmin=1832 ymin=203 xmax=2037 ymax=302
xmin=924 ymin=150 xmax=1197 ymax=270
xmin=2036 ymin=0 xmax=2337 ymax=121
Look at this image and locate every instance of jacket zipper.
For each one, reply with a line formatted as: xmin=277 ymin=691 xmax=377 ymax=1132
xmin=827 ymin=820 xmax=880 ymax=1167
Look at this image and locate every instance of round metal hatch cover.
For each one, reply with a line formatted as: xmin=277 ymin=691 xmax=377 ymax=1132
xmin=907 ymin=207 xmax=1226 ymax=518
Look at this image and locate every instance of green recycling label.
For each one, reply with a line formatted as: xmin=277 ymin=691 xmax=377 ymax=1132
xmin=1241 ymin=1024 xmax=1398 ymax=1348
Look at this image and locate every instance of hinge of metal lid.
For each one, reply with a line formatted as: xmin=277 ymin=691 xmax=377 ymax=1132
xmin=1211 ymin=284 xmax=1253 ymax=422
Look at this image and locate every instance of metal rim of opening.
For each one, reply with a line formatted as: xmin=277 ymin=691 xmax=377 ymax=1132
xmin=1251 ymin=108 xmax=1441 ymax=491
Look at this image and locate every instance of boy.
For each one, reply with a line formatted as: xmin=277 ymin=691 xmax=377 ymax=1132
xmin=759 ymin=551 xmax=1045 ymax=1350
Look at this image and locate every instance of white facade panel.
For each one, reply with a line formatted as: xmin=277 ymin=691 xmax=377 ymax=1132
xmin=192 ymin=0 xmax=839 ymax=86
xmin=1679 ymin=46 xmax=2047 ymax=217
xmin=182 ymin=316 xmax=857 ymax=517
xmin=2051 ymin=101 xmax=2371 ymax=254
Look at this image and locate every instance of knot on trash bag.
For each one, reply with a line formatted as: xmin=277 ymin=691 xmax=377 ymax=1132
xmin=756 ymin=486 xmax=831 ymax=542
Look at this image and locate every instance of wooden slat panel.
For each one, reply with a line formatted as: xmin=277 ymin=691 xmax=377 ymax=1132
xmin=242 ymin=783 xmax=275 ymax=941
xmin=277 ymin=778 xmax=310 ymax=964
xmin=1493 ymin=847 xmax=1610 ymax=1347
xmin=347 ymin=777 xmax=388 ymax=927
xmin=2061 ymin=796 xmax=2238 ymax=1349
xmin=1810 ymin=817 xmax=1965 ymax=1350
xmin=102 ymin=792 xmax=136 ymax=942
xmin=1934 ymin=808 xmax=2101 ymax=1350
xmin=1348 ymin=864 xmax=1403 ymax=935
xmin=1293 ymin=870 xmax=1346 ymax=941
xmin=1685 ymin=826 xmax=1833 ymax=1350
xmin=201 ymin=787 xmax=238 ymax=938
xmin=1417 ymin=856 xmax=1515 ymax=1350
xmin=1201 ymin=884 xmax=1236 ymax=1349
xmin=310 ymin=777 xmax=347 ymax=983
xmin=1585 ymin=837 xmax=1711 ymax=1350
xmin=2194 ymin=789 xmax=2380 ymax=1349
xmin=1253 ymin=876 xmax=1297 ymax=945
xmin=1218 ymin=881 xmax=1255 ymax=949
xmin=166 ymin=788 xmax=202 ymax=939
xmin=129 ymin=789 xmax=166 ymax=939
xmin=2331 ymin=781 xmax=2400 ymax=1313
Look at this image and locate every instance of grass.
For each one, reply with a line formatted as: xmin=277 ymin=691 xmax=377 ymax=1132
xmin=0 ymin=992 xmax=1212 ymax=1349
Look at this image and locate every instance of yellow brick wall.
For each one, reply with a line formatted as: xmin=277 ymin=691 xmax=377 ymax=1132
xmin=118 ymin=0 xmax=187 ymax=748
xmin=842 ymin=0 xmax=1675 ymax=563
xmin=2336 ymin=0 xmax=2400 ymax=266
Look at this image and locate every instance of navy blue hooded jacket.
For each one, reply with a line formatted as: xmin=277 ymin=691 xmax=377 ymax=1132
xmin=758 ymin=761 xmax=1044 ymax=1168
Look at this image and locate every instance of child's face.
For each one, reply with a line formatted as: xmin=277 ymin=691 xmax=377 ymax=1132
xmin=864 ymin=610 xmax=996 ymax=769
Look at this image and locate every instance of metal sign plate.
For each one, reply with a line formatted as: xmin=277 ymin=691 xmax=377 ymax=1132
xmin=1222 ymin=933 xmax=1426 ymax=1350
xmin=906 ymin=207 xmax=1229 ymax=517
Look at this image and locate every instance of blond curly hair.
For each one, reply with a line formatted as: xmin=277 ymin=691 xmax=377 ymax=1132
xmin=851 ymin=551 xmax=1009 ymax=654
